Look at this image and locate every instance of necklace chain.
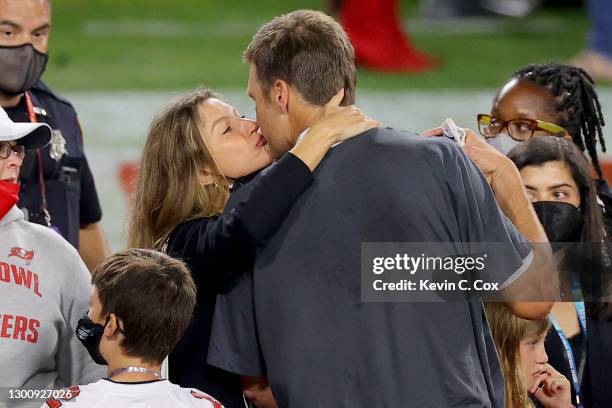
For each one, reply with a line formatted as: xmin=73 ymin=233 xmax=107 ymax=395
xmin=109 ymin=366 xmax=161 ymax=379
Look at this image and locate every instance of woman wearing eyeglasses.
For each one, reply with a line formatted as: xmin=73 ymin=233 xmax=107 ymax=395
xmin=477 ymin=62 xmax=612 ymax=235
xmin=477 ymin=63 xmax=606 ymax=176
xmin=474 ymin=64 xmax=612 ymax=407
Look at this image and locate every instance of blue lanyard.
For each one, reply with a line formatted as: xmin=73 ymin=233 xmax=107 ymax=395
xmin=549 ymin=275 xmax=587 ymax=408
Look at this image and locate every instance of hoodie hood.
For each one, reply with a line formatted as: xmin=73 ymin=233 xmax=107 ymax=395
xmin=0 ymin=205 xmax=24 ymax=227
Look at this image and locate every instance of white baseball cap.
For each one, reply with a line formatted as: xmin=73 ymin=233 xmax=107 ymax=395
xmin=0 ymin=106 xmax=51 ymax=149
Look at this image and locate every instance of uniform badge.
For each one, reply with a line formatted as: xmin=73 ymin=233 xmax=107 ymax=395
xmin=50 ymin=129 xmax=68 ymax=161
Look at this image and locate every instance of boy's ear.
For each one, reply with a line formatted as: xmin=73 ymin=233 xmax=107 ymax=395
xmin=105 ymin=313 xmax=122 ymax=337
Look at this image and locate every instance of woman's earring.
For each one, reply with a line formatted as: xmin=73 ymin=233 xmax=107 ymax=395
xmin=212 ymin=182 xmax=227 ymax=191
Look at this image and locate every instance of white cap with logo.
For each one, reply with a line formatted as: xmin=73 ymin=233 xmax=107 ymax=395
xmin=0 ymin=106 xmax=51 ymax=149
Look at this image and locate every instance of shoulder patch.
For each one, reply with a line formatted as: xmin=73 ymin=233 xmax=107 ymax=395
xmin=190 ymin=390 xmax=223 ymax=408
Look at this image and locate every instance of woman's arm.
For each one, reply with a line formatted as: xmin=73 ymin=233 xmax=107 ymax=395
xmin=168 ymin=152 xmax=310 ymax=279
xmin=170 ymin=101 xmax=378 ymax=274
xmin=290 ymin=99 xmax=378 ymax=171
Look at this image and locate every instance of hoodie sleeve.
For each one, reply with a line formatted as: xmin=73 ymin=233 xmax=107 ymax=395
xmin=55 ymin=245 xmax=105 ymax=386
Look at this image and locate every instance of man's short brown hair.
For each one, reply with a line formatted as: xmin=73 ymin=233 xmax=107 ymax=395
xmin=244 ymin=9 xmax=356 ymax=106
xmin=92 ymin=249 xmax=196 ymax=364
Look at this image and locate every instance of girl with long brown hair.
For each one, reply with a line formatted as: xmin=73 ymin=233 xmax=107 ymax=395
xmin=486 ymin=303 xmax=571 ymax=408
xmin=128 ymin=87 xmax=376 ymax=407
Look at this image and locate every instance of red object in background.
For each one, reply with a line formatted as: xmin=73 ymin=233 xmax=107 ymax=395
xmin=600 ymin=159 xmax=612 ymax=183
xmin=340 ymin=0 xmax=440 ymax=72
xmin=118 ymin=161 xmax=139 ymax=205
xmin=117 ymin=158 xmax=612 ymax=207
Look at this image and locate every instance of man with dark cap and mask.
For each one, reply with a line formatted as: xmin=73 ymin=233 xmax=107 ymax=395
xmin=0 ymin=106 xmax=103 ymax=407
xmin=0 ymin=0 xmax=109 ymax=271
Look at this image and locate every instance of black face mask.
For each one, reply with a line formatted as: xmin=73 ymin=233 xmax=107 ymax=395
xmin=75 ymin=315 xmax=108 ymax=365
xmin=533 ymin=201 xmax=583 ymax=246
xmin=0 ymin=44 xmax=48 ymax=95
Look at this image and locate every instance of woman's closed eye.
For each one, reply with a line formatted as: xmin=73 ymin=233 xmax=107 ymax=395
xmin=223 ymin=114 xmax=249 ymax=134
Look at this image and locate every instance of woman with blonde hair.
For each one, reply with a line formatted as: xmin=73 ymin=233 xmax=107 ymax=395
xmin=128 ymin=87 xmax=377 ymax=407
xmin=486 ymin=303 xmax=571 ymax=408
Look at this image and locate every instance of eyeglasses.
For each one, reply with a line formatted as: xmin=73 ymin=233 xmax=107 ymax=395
xmin=477 ymin=114 xmax=568 ymax=142
xmin=0 ymin=141 xmax=26 ymax=160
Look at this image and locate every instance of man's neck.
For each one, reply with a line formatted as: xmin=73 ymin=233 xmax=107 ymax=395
xmin=290 ymin=103 xmax=325 ymax=146
xmin=0 ymin=91 xmax=23 ymax=108
xmin=107 ymin=356 xmax=162 ymax=383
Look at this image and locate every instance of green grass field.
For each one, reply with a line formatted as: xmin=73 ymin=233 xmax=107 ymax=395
xmin=46 ymin=0 xmax=596 ymax=92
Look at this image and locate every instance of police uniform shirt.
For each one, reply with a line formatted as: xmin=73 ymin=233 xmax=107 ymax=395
xmin=208 ymin=128 xmax=532 ymax=408
xmin=4 ymin=82 xmax=102 ymax=248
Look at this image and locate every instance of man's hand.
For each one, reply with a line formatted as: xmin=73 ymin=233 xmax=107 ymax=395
xmin=422 ymin=127 xmax=511 ymax=185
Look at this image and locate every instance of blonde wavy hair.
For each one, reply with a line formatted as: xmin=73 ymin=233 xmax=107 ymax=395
xmin=128 ymin=88 xmax=230 ymax=250
xmin=485 ymin=303 xmax=551 ymax=408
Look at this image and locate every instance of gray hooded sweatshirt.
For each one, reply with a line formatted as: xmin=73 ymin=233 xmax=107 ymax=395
xmin=0 ymin=206 xmax=104 ymax=407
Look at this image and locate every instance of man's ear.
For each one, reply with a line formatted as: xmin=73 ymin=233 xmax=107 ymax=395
xmin=272 ymin=79 xmax=290 ymax=114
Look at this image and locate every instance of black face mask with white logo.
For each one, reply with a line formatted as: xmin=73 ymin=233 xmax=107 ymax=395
xmin=75 ymin=315 xmax=109 ymax=365
xmin=0 ymin=44 xmax=48 ymax=95
xmin=532 ymin=201 xmax=583 ymax=247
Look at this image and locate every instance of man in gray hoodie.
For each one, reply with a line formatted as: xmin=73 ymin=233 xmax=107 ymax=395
xmin=0 ymin=106 xmax=103 ymax=407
